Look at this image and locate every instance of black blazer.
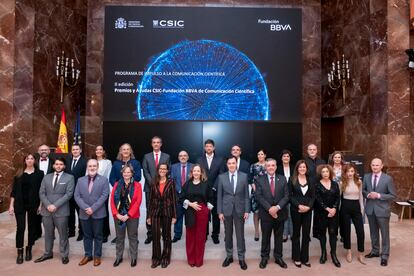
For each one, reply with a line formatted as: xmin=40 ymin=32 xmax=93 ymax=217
xmin=255 ymin=174 xmax=289 ymax=222
xmin=36 ymin=156 xmax=54 ymax=175
xmin=65 ymin=155 xmax=87 ymax=184
xmin=288 ymin=177 xmax=315 ymax=212
xmin=10 ymin=170 xmax=44 ymax=213
xmin=197 ymin=154 xmax=225 ymax=190
xmin=304 ymin=156 xmax=325 ymax=183
xmin=276 ymin=164 xmax=294 ymax=180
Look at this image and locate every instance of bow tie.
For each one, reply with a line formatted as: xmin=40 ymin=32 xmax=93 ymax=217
xmin=40 ymin=158 xmax=47 ymax=161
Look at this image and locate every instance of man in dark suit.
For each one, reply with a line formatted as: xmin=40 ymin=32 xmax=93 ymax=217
xmin=142 ymin=136 xmax=171 ymax=244
xmin=217 ymin=156 xmax=250 ymax=270
xmin=35 ymin=157 xmax=74 ymax=265
xmin=223 ymin=144 xmax=250 ymax=174
xmin=37 ymin=144 xmax=54 ymax=175
xmin=304 ymin=143 xmax=325 ymax=183
xmin=362 ymin=158 xmax=396 ymax=266
xmin=170 ymin=150 xmax=192 ymax=242
xmin=255 ymin=158 xmax=289 ymax=269
xmin=74 ymin=159 xmax=110 ymax=267
xmin=65 ymin=144 xmax=87 ymax=240
xmin=197 ymin=139 xmax=225 ymax=244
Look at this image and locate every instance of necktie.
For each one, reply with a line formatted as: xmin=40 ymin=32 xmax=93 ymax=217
xmin=53 ymin=173 xmax=59 ymax=189
xmin=231 ymin=174 xmax=236 ymax=193
xmin=71 ymin=158 xmax=77 ymax=170
xmin=155 ymin=153 xmax=159 ymax=168
xmin=88 ymin=176 xmax=94 ymax=193
xmin=373 ymin=174 xmax=378 ymax=190
xmin=270 ymin=176 xmax=275 ymax=197
xmin=181 ymin=165 xmax=186 ymax=186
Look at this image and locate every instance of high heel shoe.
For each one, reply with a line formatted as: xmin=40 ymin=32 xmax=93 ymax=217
xmin=294 ymin=261 xmax=301 ymax=268
xmin=331 ymin=253 xmax=341 ymax=268
xmin=346 ymin=250 xmax=352 ymax=263
xmin=357 ymin=254 xmax=366 ymax=265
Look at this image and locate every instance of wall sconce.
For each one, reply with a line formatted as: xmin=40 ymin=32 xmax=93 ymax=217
xmin=327 ymin=54 xmax=350 ymax=103
xmin=405 ymin=49 xmax=414 ymax=69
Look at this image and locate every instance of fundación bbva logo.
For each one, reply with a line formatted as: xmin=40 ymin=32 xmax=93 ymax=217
xmin=115 ymin=17 xmax=127 ymax=29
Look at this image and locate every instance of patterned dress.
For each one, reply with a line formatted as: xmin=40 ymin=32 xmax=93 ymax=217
xmin=249 ymin=163 xmax=266 ymax=212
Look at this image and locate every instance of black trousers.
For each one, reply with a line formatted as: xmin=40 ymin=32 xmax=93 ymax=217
xmin=151 ymin=216 xmax=172 ymax=262
xmin=69 ymin=197 xmax=83 ymax=236
xmin=35 ymin=213 xmax=42 ymax=239
xmin=145 ymin=191 xmax=152 ymax=239
xmin=291 ymin=209 xmax=312 ymax=263
xmin=102 ymin=198 xmax=110 ymax=238
xmin=15 ymin=209 xmax=37 ymax=248
xmin=340 ymin=199 xmax=365 ymax=252
xmin=260 ymin=218 xmax=284 ymax=260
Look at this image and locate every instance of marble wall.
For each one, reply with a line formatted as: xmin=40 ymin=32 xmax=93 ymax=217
xmin=321 ymin=0 xmax=414 ymax=205
xmin=0 ymin=0 xmax=87 ymax=211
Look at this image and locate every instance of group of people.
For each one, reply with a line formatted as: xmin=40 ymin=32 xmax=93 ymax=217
xmin=8 ymin=138 xmax=397 ymax=269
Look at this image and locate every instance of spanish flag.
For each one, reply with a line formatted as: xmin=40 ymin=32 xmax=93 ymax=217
xmin=55 ymin=108 xmax=68 ymax=153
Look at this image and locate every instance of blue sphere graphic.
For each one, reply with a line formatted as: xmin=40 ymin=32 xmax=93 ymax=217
xmin=137 ymin=39 xmax=269 ymax=120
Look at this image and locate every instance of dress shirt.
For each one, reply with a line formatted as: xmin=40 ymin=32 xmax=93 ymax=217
xmin=206 ymin=153 xmax=214 ymax=169
xmin=39 ymin=157 xmax=49 ymax=175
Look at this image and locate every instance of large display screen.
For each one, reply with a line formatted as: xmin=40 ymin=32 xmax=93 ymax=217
xmin=104 ymin=6 xmax=302 ymax=122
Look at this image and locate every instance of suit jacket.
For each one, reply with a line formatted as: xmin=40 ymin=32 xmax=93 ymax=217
xmin=255 ymin=174 xmax=289 ymax=222
xmin=223 ymin=158 xmax=250 ymax=175
xmin=217 ymin=171 xmax=250 ymax=216
xmin=36 ymin=156 xmax=54 ymax=175
xmin=109 ymin=159 xmax=142 ymax=186
xmin=65 ymin=155 xmax=87 ymax=184
xmin=289 ymin=177 xmax=315 ymax=211
xmin=170 ymin=162 xmax=193 ymax=194
xmin=304 ymin=156 xmax=325 ymax=183
xmin=142 ymin=152 xmax=170 ymax=193
xmin=197 ymin=154 xmax=225 ymax=191
xmin=74 ymin=174 xmax=110 ymax=220
xmin=362 ymin=172 xmax=396 ymax=217
xmin=148 ymin=178 xmax=177 ymax=219
xmin=39 ymin=172 xmax=75 ymax=217
xmin=10 ymin=170 xmax=44 ymax=213
xmin=276 ymin=164 xmax=294 ymax=181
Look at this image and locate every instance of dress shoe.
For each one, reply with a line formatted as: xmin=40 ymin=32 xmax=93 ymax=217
xmin=239 ymin=260 xmax=247 ymax=270
xmin=16 ymin=248 xmax=24 ymax=264
xmin=275 ymin=258 xmax=287 ymax=269
xmin=113 ymin=258 xmax=123 ymax=267
xmin=111 ymin=237 xmax=117 ymax=244
xmin=151 ymin=260 xmax=160 ymax=268
xmin=222 ymin=257 xmax=233 ymax=267
xmin=25 ymin=246 xmax=32 ymax=261
xmin=102 ymin=237 xmax=108 ymax=243
xmin=365 ymin=252 xmax=380 ymax=258
xmin=283 ymin=236 xmax=288 ymax=243
xmin=68 ymin=232 xmax=75 ymax=238
xmin=380 ymin=259 xmax=388 ymax=266
xmin=161 ymin=259 xmax=170 ymax=268
xmin=76 ymin=235 xmax=83 ymax=241
xmin=62 ymin=257 xmax=69 ymax=264
xmin=259 ymin=259 xmax=267 ymax=269
xmin=34 ymin=255 xmax=53 ymax=263
xmin=302 ymin=262 xmax=311 ymax=267
xmin=78 ymin=256 xmax=93 ymax=266
xmin=212 ymin=237 xmax=220 ymax=244
xmin=331 ymin=253 xmax=341 ymax=268
xmin=93 ymin=258 xmax=101 ymax=266
xmin=131 ymin=259 xmax=137 ymax=267
xmin=144 ymin=237 xmax=152 ymax=244
xmin=172 ymin=237 xmax=181 ymax=243
xmin=254 ymin=234 xmax=260 ymax=241
xmin=294 ymin=261 xmax=301 ymax=268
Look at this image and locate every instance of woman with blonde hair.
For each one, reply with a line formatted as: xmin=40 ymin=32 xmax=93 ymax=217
xmin=340 ymin=164 xmax=365 ymax=264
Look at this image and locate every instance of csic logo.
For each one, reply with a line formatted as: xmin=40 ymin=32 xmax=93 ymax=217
xmin=115 ymin=18 xmax=127 ymax=29
xmin=153 ymin=19 xmax=184 ymax=28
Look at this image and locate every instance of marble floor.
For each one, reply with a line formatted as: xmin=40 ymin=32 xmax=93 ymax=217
xmin=0 ymin=211 xmax=412 ymax=276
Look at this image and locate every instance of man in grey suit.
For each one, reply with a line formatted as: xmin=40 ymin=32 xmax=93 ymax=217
xmin=363 ymin=158 xmax=396 ymax=266
xmin=142 ymin=136 xmax=170 ymax=244
xmin=217 ymin=156 xmax=250 ymax=270
xmin=35 ymin=157 xmax=74 ymax=264
xmin=74 ymin=159 xmax=109 ymax=266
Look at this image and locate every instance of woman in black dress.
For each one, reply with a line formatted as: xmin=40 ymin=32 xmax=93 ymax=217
xmin=8 ymin=153 xmax=44 ymax=264
xmin=313 ymin=164 xmax=341 ymax=267
xmin=289 ymin=160 xmax=315 ymax=268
